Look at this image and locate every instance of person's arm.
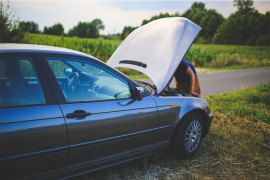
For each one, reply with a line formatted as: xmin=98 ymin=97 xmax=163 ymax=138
xmin=185 ymin=67 xmax=199 ymax=96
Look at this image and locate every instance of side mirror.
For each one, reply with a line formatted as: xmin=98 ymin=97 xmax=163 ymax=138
xmin=136 ymin=87 xmax=144 ymax=101
xmin=64 ymin=68 xmax=73 ymax=76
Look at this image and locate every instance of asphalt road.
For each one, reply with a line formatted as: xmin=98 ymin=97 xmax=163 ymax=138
xmin=140 ymin=67 xmax=270 ymax=96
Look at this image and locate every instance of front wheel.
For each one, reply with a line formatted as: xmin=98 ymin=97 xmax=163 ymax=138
xmin=170 ymin=112 xmax=204 ymax=158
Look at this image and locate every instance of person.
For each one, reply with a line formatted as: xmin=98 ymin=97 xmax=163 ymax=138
xmin=171 ymin=58 xmax=201 ymax=96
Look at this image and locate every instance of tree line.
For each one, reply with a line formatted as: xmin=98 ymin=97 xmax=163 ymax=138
xmin=19 ymin=19 xmax=105 ymax=38
xmin=121 ymin=0 xmax=270 ymax=46
xmin=1 ymin=0 xmax=269 ymax=46
xmin=0 ymin=1 xmax=105 ymax=42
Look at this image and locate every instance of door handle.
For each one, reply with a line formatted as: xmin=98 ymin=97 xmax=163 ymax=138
xmin=66 ymin=110 xmax=92 ymax=118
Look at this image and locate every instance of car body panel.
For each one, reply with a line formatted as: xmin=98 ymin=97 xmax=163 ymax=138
xmin=1 ymin=150 xmax=68 ymax=180
xmin=60 ymin=96 xmax=159 ymax=168
xmin=0 ymin=105 xmax=68 ymax=180
xmin=107 ymin=17 xmax=201 ymax=94
xmin=0 ymin=43 xmax=98 ymax=60
xmin=0 ymin=105 xmax=63 ymax=124
xmin=154 ymin=105 xmax=180 ymax=146
xmin=152 ymin=95 xmax=211 ymax=142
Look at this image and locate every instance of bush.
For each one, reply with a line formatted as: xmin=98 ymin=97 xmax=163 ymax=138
xmin=254 ymin=109 xmax=269 ymax=122
xmin=0 ymin=1 xmax=24 ymax=43
xmin=185 ymin=47 xmax=213 ymax=67
xmin=255 ymin=83 xmax=270 ymax=93
xmin=231 ymin=103 xmax=252 ymax=116
xmin=256 ymin=34 xmax=270 ymax=46
xmin=264 ymin=94 xmax=270 ymax=105
xmin=210 ymin=53 xmax=240 ymax=68
xmin=210 ymin=53 xmax=229 ymax=68
xmin=245 ymin=93 xmax=262 ymax=103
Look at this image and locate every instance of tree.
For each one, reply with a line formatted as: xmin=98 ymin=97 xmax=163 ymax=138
xmin=43 ymin=23 xmax=64 ymax=36
xmin=234 ymin=0 xmax=254 ymax=13
xmin=182 ymin=2 xmax=207 ymax=26
xmin=120 ymin=26 xmax=138 ymax=40
xmin=229 ymin=0 xmax=270 ymax=45
xmin=0 ymin=1 xmax=24 ymax=42
xmin=212 ymin=16 xmax=242 ymax=45
xmin=199 ymin=9 xmax=224 ymax=43
xmin=68 ymin=22 xmax=96 ymax=38
xmin=139 ymin=2 xmax=222 ymax=44
xmin=191 ymin=2 xmax=207 ymax=11
xmin=67 ymin=19 xmax=104 ymax=38
xmin=19 ymin=21 xmax=39 ymax=33
xmin=141 ymin=12 xmax=175 ymax=26
xmin=91 ymin=19 xmax=105 ymax=32
xmin=254 ymin=11 xmax=270 ymax=46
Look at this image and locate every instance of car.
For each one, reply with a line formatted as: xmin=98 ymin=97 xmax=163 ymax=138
xmin=0 ymin=17 xmax=213 ymax=180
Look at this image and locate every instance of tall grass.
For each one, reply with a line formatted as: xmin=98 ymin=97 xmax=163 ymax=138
xmin=22 ymin=33 xmax=122 ymax=62
xmin=185 ymin=45 xmax=270 ymax=68
xmin=22 ymin=33 xmax=270 ymax=76
xmin=202 ymin=83 xmax=270 ymax=178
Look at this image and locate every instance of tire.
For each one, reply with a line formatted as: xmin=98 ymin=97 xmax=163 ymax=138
xmin=170 ymin=112 xmax=204 ymax=158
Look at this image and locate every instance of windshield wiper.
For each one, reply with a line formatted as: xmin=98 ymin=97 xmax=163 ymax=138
xmin=135 ymin=80 xmax=155 ymax=89
xmin=134 ymin=80 xmax=156 ymax=94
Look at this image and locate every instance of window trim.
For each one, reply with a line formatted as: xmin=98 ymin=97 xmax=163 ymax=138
xmin=0 ymin=53 xmax=57 ymax=109
xmin=38 ymin=53 xmax=139 ymax=105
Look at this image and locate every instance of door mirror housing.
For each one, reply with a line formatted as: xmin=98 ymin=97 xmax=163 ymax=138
xmin=64 ymin=68 xmax=73 ymax=76
xmin=136 ymin=87 xmax=144 ymax=101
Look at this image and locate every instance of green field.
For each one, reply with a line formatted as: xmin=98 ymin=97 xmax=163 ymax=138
xmin=22 ymin=33 xmax=122 ymax=62
xmin=22 ymin=33 xmax=270 ymax=78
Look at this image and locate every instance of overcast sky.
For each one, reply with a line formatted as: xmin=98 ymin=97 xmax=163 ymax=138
xmin=4 ymin=0 xmax=270 ymax=35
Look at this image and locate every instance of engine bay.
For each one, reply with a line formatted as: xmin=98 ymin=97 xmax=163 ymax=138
xmin=134 ymin=80 xmax=195 ymax=97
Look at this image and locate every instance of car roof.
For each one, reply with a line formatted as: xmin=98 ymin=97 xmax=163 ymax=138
xmin=0 ymin=43 xmax=98 ymax=60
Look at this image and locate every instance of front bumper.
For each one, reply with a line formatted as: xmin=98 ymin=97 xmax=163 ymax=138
xmin=204 ymin=113 xmax=213 ymax=138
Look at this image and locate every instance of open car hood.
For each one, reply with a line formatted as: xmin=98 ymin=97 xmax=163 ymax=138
xmin=107 ymin=17 xmax=201 ymax=94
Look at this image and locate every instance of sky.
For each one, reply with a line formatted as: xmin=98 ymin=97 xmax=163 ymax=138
xmin=4 ymin=0 xmax=270 ymax=35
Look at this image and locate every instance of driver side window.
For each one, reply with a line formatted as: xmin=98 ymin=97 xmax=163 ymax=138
xmin=46 ymin=57 xmax=132 ymax=102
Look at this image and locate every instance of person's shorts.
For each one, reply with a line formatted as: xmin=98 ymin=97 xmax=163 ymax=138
xmin=175 ymin=76 xmax=201 ymax=95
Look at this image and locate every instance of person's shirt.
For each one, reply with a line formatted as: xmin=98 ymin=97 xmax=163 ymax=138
xmin=174 ymin=58 xmax=197 ymax=83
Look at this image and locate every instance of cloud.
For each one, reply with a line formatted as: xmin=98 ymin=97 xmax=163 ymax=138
xmin=97 ymin=7 xmax=178 ymax=34
xmin=259 ymin=4 xmax=270 ymax=14
xmin=7 ymin=0 xmax=270 ymax=35
xmin=8 ymin=1 xmax=178 ymax=34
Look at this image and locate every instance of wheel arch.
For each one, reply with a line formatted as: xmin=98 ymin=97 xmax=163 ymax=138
xmin=175 ymin=108 xmax=209 ymax=139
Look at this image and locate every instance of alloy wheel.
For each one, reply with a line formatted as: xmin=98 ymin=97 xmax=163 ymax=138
xmin=184 ymin=120 xmax=201 ymax=152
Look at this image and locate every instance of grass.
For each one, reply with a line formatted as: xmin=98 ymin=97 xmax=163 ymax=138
xmin=22 ymin=33 xmax=122 ymax=62
xmin=21 ymin=33 xmax=270 ymax=78
xmin=185 ymin=45 xmax=270 ymax=69
xmin=203 ymin=83 xmax=270 ymax=179
xmin=79 ymin=83 xmax=270 ymax=180
xmin=192 ymin=44 xmax=270 ymax=62
xmin=126 ymin=74 xmax=148 ymax=80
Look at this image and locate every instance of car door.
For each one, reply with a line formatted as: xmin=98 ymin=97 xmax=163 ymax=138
xmin=0 ymin=55 xmax=68 ymax=180
xmin=40 ymin=55 xmax=159 ymax=169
